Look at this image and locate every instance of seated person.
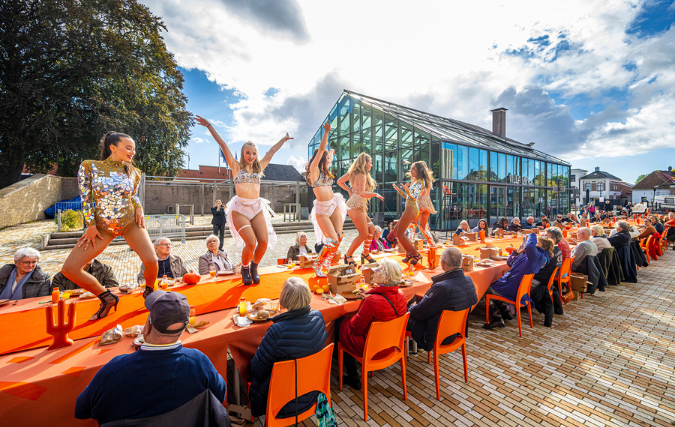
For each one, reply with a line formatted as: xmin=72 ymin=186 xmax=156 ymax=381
xmin=370 ymin=226 xmax=390 ymax=253
xmin=590 ymin=225 xmax=611 ymax=252
xmin=484 ymin=234 xmax=551 ymax=329
xmin=286 ymin=232 xmax=313 ymax=261
xmin=651 ymin=215 xmax=665 ymax=234
xmin=571 ymin=228 xmax=598 ymax=270
xmin=199 ymin=235 xmax=234 ymax=275
xmin=507 ymin=217 xmax=523 ymax=232
xmin=637 ymin=218 xmax=657 ymax=240
xmin=407 ymin=248 xmax=477 ymax=351
xmin=535 ymin=216 xmax=548 ymax=227
xmin=473 ymin=219 xmax=489 ymax=233
xmin=75 ymin=291 xmax=227 ymax=425
xmin=666 ymin=213 xmax=675 ymax=247
xmin=0 ymin=248 xmax=51 ymax=300
xmin=455 ymin=220 xmax=470 ymax=236
xmin=560 ymin=213 xmax=575 ymax=224
xmin=249 ymin=277 xmax=327 ymax=418
xmin=539 ymin=218 xmax=551 ymax=229
xmin=570 ymin=213 xmax=580 ymax=223
xmin=555 ymin=214 xmax=564 ymax=224
xmin=491 ymin=217 xmax=510 ymax=236
xmin=138 ymin=237 xmax=188 ymax=283
xmin=382 ymin=221 xmax=395 ymax=241
xmin=530 ymin=237 xmax=560 ymax=327
xmin=52 ymin=259 xmax=118 ymax=291
xmin=521 ymin=217 xmax=536 ymax=229
xmin=546 ymin=227 xmax=571 ymax=260
xmin=339 ymin=258 xmax=406 ymax=390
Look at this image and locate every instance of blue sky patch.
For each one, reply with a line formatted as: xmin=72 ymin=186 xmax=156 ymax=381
xmin=626 ymin=0 xmax=675 ymax=39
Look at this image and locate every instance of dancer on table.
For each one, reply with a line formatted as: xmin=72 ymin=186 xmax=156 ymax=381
xmin=197 ymin=116 xmax=291 ymax=285
xmin=389 ymin=161 xmax=427 ymax=268
xmin=337 ymin=153 xmax=384 ymax=265
xmin=306 ymin=122 xmax=347 ymax=277
xmin=62 ymin=132 xmax=158 ymax=320
xmin=414 ymin=161 xmax=436 ymax=248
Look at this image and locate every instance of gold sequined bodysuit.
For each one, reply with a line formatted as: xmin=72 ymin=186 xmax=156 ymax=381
xmin=78 ymin=158 xmax=142 ymax=236
xmin=396 ymin=179 xmax=424 ymax=216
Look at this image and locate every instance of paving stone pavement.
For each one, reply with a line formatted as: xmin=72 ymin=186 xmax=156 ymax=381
xmin=254 ymin=250 xmax=675 ymax=427
xmin=0 ymin=217 xmax=363 ymax=284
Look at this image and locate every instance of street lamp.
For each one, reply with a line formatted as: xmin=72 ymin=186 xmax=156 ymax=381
xmin=653 ymin=185 xmax=659 ymax=209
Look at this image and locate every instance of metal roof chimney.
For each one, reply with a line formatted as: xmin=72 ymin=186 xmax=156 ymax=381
xmin=491 ymin=108 xmax=507 ymax=138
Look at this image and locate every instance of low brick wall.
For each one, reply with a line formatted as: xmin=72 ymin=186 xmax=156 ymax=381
xmin=0 ymin=175 xmax=65 ymax=229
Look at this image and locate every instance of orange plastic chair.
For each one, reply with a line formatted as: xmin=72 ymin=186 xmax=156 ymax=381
xmin=555 ymin=257 xmax=574 ymax=306
xmin=266 ymin=344 xmax=334 ymax=427
xmin=486 ymin=274 xmax=534 ymax=337
xmin=427 ymin=309 xmax=470 ymax=400
xmin=640 ymin=236 xmax=653 ymax=264
xmin=546 ymin=267 xmax=560 ymax=306
xmin=339 ymin=313 xmax=410 ymax=421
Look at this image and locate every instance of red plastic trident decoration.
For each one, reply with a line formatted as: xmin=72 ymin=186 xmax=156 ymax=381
xmin=46 ymin=299 xmax=76 ymax=350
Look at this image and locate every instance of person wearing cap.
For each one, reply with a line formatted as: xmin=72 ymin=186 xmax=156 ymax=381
xmin=75 ymin=291 xmax=227 ymax=425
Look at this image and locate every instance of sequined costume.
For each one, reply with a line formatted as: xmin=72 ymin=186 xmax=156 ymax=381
xmin=418 ymin=194 xmax=437 ymax=214
xmin=395 ymin=179 xmax=424 ymax=217
xmin=225 ymin=169 xmax=277 ymax=250
xmin=78 ymin=158 xmax=142 ymax=236
xmin=309 ymin=173 xmax=347 ymax=244
xmin=346 ymin=194 xmax=368 ymax=212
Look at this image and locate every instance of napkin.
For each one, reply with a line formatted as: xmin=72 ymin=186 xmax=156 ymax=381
xmin=232 ymin=315 xmax=252 ymax=327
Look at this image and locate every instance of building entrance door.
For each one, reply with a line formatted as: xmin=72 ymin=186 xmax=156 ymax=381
xmin=489 ymin=186 xmax=506 ymax=224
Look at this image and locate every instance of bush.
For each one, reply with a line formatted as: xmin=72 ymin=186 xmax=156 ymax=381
xmin=55 ymin=210 xmax=84 ymax=231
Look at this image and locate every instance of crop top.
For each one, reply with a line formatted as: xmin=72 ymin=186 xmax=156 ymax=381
xmin=311 ymin=173 xmax=334 ymax=188
xmin=234 ymin=169 xmax=261 ymax=185
xmin=395 ymin=179 xmax=424 ymax=202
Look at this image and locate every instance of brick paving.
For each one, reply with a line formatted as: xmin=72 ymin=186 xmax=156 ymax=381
xmin=2 ymin=221 xmax=675 ymax=426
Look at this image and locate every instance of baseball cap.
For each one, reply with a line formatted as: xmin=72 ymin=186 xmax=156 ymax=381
xmin=144 ymin=291 xmax=190 ymax=334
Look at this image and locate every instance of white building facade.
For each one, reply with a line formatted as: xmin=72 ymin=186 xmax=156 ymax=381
xmin=570 ymin=168 xmax=587 ymax=207
xmin=578 ymin=167 xmax=631 ymax=206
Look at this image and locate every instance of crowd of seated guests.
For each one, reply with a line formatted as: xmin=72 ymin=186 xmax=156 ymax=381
xmin=0 ymin=248 xmax=51 ymax=300
xmin=286 ymin=232 xmax=313 ymax=262
xmin=138 ymin=237 xmax=188 ymax=283
xmin=199 ymin=235 xmax=234 ymax=274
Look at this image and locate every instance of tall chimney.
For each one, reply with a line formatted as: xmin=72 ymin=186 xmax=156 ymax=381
xmin=491 ymin=108 xmax=508 ymax=138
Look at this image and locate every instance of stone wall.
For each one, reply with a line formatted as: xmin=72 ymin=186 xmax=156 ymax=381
xmin=61 ymin=177 xmax=79 ymax=199
xmin=0 ymin=175 xmax=65 ymax=229
xmin=143 ymin=182 xmax=309 ymax=214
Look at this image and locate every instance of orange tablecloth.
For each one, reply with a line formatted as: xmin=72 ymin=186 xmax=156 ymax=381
xmin=0 ymin=238 xmax=518 ymax=427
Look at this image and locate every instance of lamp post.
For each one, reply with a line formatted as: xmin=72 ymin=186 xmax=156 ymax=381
xmin=653 ymin=185 xmax=658 ymax=210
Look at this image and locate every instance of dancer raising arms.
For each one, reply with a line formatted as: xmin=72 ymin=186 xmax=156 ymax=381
xmin=197 ymin=116 xmax=292 ymax=286
xmin=414 ymin=162 xmax=436 ymax=248
xmin=62 ymin=132 xmax=158 ymax=320
xmin=337 ymin=153 xmax=384 ymax=265
xmin=306 ymin=122 xmax=347 ymax=277
xmin=390 ymin=161 xmax=430 ymax=268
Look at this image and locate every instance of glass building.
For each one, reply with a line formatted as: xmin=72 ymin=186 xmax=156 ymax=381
xmin=307 ymin=90 xmax=571 ymax=231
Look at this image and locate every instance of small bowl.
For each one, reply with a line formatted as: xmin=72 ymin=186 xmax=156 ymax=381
xmin=505 ymin=247 xmax=516 ymax=254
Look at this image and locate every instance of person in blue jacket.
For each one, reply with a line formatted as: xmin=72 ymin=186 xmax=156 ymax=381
xmin=248 ymin=277 xmax=327 ymax=419
xmin=484 ymin=233 xmax=552 ymax=329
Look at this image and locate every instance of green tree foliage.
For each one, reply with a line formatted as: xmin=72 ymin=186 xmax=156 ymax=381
xmin=0 ymin=0 xmax=192 ymax=188
xmin=635 ymin=174 xmax=648 ymax=184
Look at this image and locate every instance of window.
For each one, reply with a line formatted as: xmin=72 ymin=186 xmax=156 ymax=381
xmin=585 ymin=183 xmax=592 ymax=191
xmin=571 ymin=175 xmax=575 ymax=182
xmin=597 ymin=183 xmax=605 ymax=191
xmin=665 ymin=197 xmax=674 ymax=204
xmin=641 ymin=197 xmax=648 ymax=202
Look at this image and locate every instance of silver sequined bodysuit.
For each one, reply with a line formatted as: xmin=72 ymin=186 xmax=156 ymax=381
xmin=311 ymin=173 xmax=334 ymax=188
xmin=233 ymin=169 xmax=261 ymax=185
xmin=78 ymin=158 xmax=142 ymax=236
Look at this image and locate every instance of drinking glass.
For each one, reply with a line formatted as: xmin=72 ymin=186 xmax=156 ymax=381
xmin=189 ymin=305 xmax=196 ymax=326
xmin=209 ymin=270 xmax=216 ymax=279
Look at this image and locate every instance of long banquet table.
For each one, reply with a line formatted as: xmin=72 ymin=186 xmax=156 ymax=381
xmin=0 ymin=237 xmax=519 ymax=427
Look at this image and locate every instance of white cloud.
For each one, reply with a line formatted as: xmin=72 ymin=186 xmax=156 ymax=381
xmin=286 ymin=155 xmax=306 ymax=173
xmin=191 ymin=137 xmax=207 ymax=144
xmin=142 ymin=0 xmax=675 ymax=162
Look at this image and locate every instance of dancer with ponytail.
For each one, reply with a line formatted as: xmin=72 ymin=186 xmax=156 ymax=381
xmin=197 ymin=116 xmax=291 ymax=285
xmin=389 ymin=161 xmax=430 ymax=268
xmin=415 ymin=162 xmax=436 ymax=248
xmin=62 ymin=132 xmax=158 ymax=320
xmin=338 ymin=153 xmax=384 ymax=265
xmin=306 ymin=122 xmax=347 ymax=277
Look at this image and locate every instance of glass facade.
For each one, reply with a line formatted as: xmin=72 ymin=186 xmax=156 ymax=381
xmin=308 ymin=92 xmax=572 ymax=231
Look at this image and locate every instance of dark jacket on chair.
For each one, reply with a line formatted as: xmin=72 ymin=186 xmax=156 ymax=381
xmin=407 ymin=268 xmax=477 ymax=352
xmin=631 ymin=240 xmax=649 ymax=268
xmin=573 ymin=256 xmax=607 ymax=293
xmin=597 ymin=247 xmax=624 ymax=286
xmin=0 ymin=264 xmax=51 ymax=300
xmin=249 ymin=307 xmax=327 ymax=418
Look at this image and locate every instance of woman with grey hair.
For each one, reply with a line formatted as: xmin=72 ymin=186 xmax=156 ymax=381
xmin=0 ymin=248 xmax=51 ymax=300
xmin=370 ymin=225 xmax=390 ymax=253
xmin=338 ymin=258 xmax=407 ymax=389
xmin=286 ymin=232 xmax=313 ymax=262
xmin=590 ymin=225 xmax=611 ymax=252
xmin=249 ymin=277 xmax=327 ymax=418
xmin=198 ymin=235 xmax=234 ymax=275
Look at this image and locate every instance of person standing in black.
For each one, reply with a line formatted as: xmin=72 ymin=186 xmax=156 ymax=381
xmin=211 ymin=200 xmax=226 ymax=251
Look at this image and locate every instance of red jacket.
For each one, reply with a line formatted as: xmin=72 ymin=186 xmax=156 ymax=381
xmin=558 ymin=239 xmax=571 ymax=259
xmin=339 ymin=285 xmax=407 ymax=357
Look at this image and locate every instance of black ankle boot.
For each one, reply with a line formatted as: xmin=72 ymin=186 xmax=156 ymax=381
xmin=483 ymin=316 xmax=505 ymax=330
xmin=241 ymin=265 xmax=253 ymax=286
xmin=91 ymin=290 xmax=119 ymax=321
xmin=499 ymin=305 xmax=513 ymax=321
xmin=250 ymin=262 xmax=260 ymax=284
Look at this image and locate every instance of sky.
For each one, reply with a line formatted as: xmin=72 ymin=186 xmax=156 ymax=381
xmin=140 ymin=0 xmax=675 ymax=184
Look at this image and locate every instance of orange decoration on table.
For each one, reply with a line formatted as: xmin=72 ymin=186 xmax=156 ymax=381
xmin=479 ymin=230 xmax=486 ymax=243
xmin=46 ymin=299 xmax=76 ymax=350
xmin=183 ymin=270 xmax=201 ymax=284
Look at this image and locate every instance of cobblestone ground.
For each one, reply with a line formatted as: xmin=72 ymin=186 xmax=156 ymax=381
xmin=256 ymin=251 xmax=675 ymax=427
xmin=0 ymin=216 xmax=362 ymax=284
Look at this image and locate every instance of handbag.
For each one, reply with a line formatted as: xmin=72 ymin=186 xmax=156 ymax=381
xmin=561 ymin=282 xmax=575 ymax=303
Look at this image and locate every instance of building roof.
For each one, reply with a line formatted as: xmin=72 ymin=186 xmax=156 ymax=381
xmin=341 ymin=90 xmax=570 ymax=165
xmin=260 ymin=164 xmax=304 ymax=181
xmin=579 ymin=169 xmax=621 ymax=181
xmin=632 ymin=170 xmax=675 ymax=190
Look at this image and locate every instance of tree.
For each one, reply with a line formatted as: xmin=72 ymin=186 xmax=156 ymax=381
xmin=0 ymin=0 xmax=192 ymax=188
xmin=635 ymin=174 xmax=648 ymax=184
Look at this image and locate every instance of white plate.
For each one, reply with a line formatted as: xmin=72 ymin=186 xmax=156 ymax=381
xmin=217 ymin=270 xmax=235 ymax=276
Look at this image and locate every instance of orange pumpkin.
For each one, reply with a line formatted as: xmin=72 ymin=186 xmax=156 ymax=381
xmin=183 ymin=270 xmax=201 ymax=285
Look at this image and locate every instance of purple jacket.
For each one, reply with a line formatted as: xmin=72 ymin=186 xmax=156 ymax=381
xmin=490 ymin=233 xmax=549 ymax=304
